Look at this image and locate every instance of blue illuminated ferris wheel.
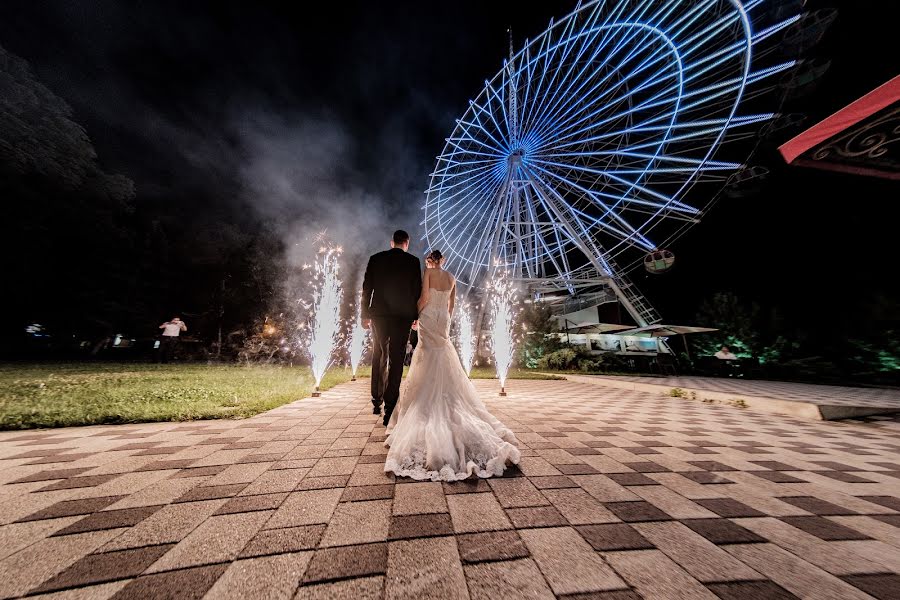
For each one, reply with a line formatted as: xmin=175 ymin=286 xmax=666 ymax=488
xmin=424 ymin=0 xmax=809 ymax=326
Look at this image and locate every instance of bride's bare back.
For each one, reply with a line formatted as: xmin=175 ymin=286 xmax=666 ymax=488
xmin=417 ymin=267 xmax=456 ymax=316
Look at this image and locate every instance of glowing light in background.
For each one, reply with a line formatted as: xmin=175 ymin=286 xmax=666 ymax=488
xmin=348 ymin=301 xmax=368 ymax=381
xmin=455 ymin=303 xmax=476 ymax=377
xmin=489 ymin=276 xmax=516 ymax=395
xmin=308 ymin=247 xmax=343 ymax=394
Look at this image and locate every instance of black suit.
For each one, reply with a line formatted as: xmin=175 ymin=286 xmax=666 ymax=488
xmin=362 ymin=248 xmax=422 ymax=421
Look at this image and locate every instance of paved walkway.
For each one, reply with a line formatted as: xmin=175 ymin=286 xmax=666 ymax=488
xmin=570 ymin=375 xmax=900 ymax=420
xmin=1 ymin=379 xmax=899 ymax=599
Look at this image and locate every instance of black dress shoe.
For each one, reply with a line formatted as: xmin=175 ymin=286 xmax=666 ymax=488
xmin=382 ymin=414 xmax=391 ymax=427
xmin=372 ymin=405 xmax=381 ymax=415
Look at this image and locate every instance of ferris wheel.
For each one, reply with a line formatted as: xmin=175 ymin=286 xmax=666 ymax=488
xmin=423 ymin=0 xmax=816 ymax=326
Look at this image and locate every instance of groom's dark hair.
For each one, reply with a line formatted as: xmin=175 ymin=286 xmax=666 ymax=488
xmin=392 ymin=230 xmax=410 ymax=245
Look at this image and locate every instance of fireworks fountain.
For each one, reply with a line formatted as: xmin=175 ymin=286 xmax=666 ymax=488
xmin=348 ymin=302 xmax=368 ymax=381
xmin=455 ymin=303 xmax=476 ymax=377
xmin=307 ymin=247 xmax=343 ymax=396
xmin=489 ymin=276 xmax=516 ymax=396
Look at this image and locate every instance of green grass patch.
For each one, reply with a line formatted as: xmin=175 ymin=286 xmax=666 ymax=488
xmin=0 ymin=362 xmax=565 ymax=430
xmin=0 ymin=363 xmax=352 ymax=430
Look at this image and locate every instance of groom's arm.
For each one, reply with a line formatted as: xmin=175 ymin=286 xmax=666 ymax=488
xmin=361 ymin=256 xmax=375 ymax=325
xmin=412 ymin=256 xmax=422 ymax=302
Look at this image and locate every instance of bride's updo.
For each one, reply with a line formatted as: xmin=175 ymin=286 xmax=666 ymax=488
xmin=427 ymin=249 xmax=443 ymax=265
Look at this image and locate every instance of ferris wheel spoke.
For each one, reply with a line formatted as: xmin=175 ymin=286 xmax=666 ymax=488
xmin=438 ymin=172 xmax=506 ymax=243
xmin=528 ymin=162 xmax=658 ymax=249
xmin=527 ymin=0 xmax=723 ymax=142
xmin=531 ymin=158 xmax=699 ymax=217
xmin=527 ymin=2 xmax=689 ymax=140
xmin=432 ymin=169 xmax=502 ymax=227
xmin=454 ymin=117 xmax=507 ymax=156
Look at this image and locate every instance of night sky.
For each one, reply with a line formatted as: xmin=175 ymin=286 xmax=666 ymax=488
xmin=1 ymin=0 xmax=896 ymax=333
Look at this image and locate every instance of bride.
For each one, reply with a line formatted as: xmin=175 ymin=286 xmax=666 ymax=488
xmin=384 ymin=249 xmax=521 ymax=481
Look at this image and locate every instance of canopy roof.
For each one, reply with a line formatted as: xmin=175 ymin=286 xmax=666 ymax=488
xmin=778 ymin=75 xmax=900 ymax=180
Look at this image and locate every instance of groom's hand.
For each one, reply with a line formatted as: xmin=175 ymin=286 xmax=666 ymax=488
xmin=362 ymin=319 xmax=371 ymax=330
xmin=411 ymin=320 xmax=418 ymax=331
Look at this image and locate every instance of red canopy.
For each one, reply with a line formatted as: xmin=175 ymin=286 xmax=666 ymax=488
xmin=778 ymin=75 xmax=900 ymax=180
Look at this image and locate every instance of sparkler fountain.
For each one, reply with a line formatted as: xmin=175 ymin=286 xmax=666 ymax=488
xmin=348 ymin=303 xmax=368 ymax=382
xmin=489 ymin=277 xmax=516 ymax=396
xmin=308 ymin=247 xmax=343 ymax=397
xmin=455 ymin=303 xmax=476 ymax=377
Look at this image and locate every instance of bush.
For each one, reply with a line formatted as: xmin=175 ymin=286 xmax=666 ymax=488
xmin=537 ymin=347 xmax=580 ymax=370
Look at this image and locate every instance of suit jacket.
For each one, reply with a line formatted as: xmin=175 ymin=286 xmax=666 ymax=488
xmin=361 ymin=248 xmax=422 ymax=321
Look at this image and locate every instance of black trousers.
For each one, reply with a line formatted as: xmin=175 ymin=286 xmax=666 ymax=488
xmin=370 ymin=318 xmax=412 ymax=417
xmin=160 ymin=336 xmax=179 ymax=363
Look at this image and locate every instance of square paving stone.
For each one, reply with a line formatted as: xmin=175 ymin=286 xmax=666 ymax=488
xmin=170 ymin=465 xmax=228 ymax=478
xmin=623 ymin=462 xmax=671 ymax=473
xmin=174 ymin=483 xmax=247 ymax=503
xmin=214 ymin=492 xmax=288 ymax=515
xmin=10 ymin=467 xmax=93 ymax=483
xmin=520 ymin=527 xmax=626 ymax=595
xmin=17 ymin=496 xmax=126 ymax=522
xmin=696 ymin=498 xmax=766 ymax=518
xmin=443 ymin=479 xmax=492 ymax=494
xmin=389 ymin=513 xmax=454 ymax=540
xmin=841 ymin=574 xmax=900 ymax=600
xmin=393 ymin=482 xmax=448 ymax=514
xmin=779 ymin=516 xmax=872 ymax=541
xmin=296 ymin=475 xmax=351 ymax=490
xmin=749 ymin=461 xmax=801 ymax=471
xmin=530 ymin=476 xmax=578 ymax=489
xmin=556 ymin=464 xmax=601 ymax=475
xmin=464 ymin=558 xmax=555 ymax=600
xmin=777 ymin=496 xmax=857 ymax=516
xmin=488 ymin=478 xmax=549 ymax=508
xmin=688 ymin=461 xmax=737 ymax=472
xmin=52 ymin=506 xmax=163 ymax=536
xmin=682 ymin=518 xmax=766 ymax=545
xmin=320 ymin=499 xmax=391 ymax=547
xmin=575 ymin=523 xmax=654 ymax=551
xmin=748 ymin=471 xmax=805 ymax=484
xmin=386 ymin=536 xmax=468 ymax=600
xmin=681 ymin=471 xmax=733 ymax=485
xmin=607 ymin=473 xmax=658 ymax=486
xmin=296 ymin=575 xmax=384 ymax=599
xmin=858 ymin=496 xmax=900 ymax=512
xmin=239 ymin=524 xmax=326 ymax=558
xmin=36 ymin=474 xmax=122 ymax=491
xmin=33 ymin=544 xmax=173 ymax=593
xmin=302 ymin=542 xmax=388 ymax=584
xmin=506 ymin=506 xmax=568 ymax=528
xmin=873 ymin=514 xmax=900 ymax=527
xmin=109 ymin=563 xmax=228 ymax=600
xmin=341 ymin=484 xmax=395 ymax=502
xmin=447 ymin=492 xmax=513 ymax=533
xmin=706 ymin=580 xmax=800 ymax=599
xmin=603 ymin=501 xmax=672 ymax=523
xmin=456 ymin=530 xmax=530 ymax=564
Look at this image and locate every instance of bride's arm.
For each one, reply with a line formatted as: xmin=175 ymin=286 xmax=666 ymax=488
xmin=448 ymin=278 xmax=456 ymax=317
xmin=417 ymin=269 xmax=430 ymax=313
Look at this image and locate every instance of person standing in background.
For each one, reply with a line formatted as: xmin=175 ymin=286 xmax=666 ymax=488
xmin=159 ymin=316 xmax=187 ymax=363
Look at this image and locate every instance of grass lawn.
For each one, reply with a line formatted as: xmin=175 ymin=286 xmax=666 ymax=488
xmin=0 ymin=363 xmax=352 ymax=430
xmin=0 ymin=363 xmax=566 ymax=430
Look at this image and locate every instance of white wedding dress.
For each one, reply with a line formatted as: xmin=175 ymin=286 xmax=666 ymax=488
xmin=384 ymin=288 xmax=521 ymax=481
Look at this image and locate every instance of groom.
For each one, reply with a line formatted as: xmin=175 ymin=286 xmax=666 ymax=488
xmin=361 ymin=230 xmax=422 ymax=426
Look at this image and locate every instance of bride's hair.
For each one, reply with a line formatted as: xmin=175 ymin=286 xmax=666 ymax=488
xmin=427 ymin=249 xmax=443 ymax=264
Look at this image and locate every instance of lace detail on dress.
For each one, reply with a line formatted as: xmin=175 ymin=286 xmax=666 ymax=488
xmin=384 ymin=441 xmax=520 ymax=482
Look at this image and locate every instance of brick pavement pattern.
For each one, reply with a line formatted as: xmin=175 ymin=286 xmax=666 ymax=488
xmin=1 ymin=378 xmax=899 ymax=599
